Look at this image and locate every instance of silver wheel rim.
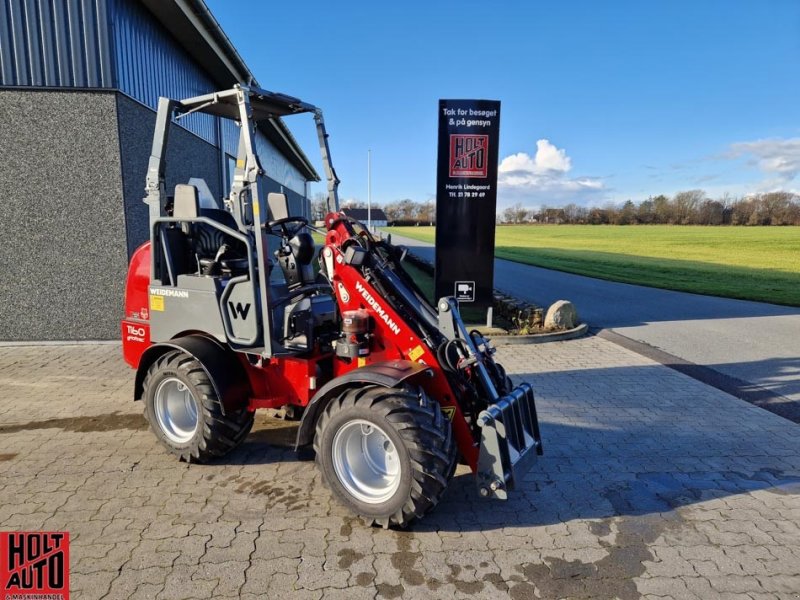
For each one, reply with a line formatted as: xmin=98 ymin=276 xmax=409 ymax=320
xmin=154 ymin=377 xmax=199 ymax=444
xmin=331 ymin=419 xmax=401 ymax=504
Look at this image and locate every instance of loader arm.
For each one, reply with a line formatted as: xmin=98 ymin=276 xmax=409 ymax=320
xmin=321 ymin=215 xmax=543 ymax=498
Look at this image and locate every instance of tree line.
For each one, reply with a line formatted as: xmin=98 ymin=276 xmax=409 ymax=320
xmin=312 ymin=195 xmax=435 ymax=225
xmin=313 ymin=190 xmax=800 ymax=226
xmin=501 ymin=191 xmax=800 ymax=226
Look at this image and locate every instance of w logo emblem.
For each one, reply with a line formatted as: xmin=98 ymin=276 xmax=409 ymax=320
xmin=228 ymin=301 xmax=251 ymax=320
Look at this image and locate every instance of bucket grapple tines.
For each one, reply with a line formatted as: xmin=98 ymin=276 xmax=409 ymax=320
xmin=476 ymin=382 xmax=543 ymax=500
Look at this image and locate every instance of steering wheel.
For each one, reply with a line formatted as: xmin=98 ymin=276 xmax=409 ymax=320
xmin=266 ymin=216 xmax=308 ymax=237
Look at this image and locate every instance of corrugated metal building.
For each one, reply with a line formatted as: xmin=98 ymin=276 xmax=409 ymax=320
xmin=0 ymin=0 xmax=319 ymax=340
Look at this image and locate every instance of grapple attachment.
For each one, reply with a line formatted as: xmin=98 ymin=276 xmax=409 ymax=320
xmin=476 ymin=382 xmax=543 ymax=500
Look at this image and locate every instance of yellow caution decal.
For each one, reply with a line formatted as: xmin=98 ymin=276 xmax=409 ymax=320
xmin=357 ymin=357 xmax=367 ymax=368
xmin=408 ymin=345 xmax=425 ymax=362
xmin=150 ymin=295 xmax=165 ymax=312
xmin=441 ymin=406 xmax=456 ymax=420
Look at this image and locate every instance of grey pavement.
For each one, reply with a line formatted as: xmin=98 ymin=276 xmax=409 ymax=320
xmin=387 ymin=232 xmax=800 ymax=405
xmin=1 ymin=341 xmax=800 ymax=599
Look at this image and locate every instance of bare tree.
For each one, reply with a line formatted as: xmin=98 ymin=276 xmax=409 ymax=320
xmin=383 ymin=201 xmax=402 ymax=223
xmin=731 ymin=197 xmax=756 ymax=225
xmin=618 ymin=200 xmax=637 ymax=225
xmin=417 ymin=200 xmax=435 ymax=224
xmin=753 ymin=192 xmax=796 ymax=225
xmin=311 ymin=192 xmax=328 ymax=221
xmin=697 ymin=200 xmax=725 ymax=225
xmin=562 ymin=203 xmax=587 ymax=224
xmin=341 ymin=198 xmax=367 ymax=210
xmin=652 ymin=194 xmax=672 ymax=224
xmin=502 ymin=202 xmax=528 ymax=224
xmin=673 ymin=190 xmax=706 ymax=224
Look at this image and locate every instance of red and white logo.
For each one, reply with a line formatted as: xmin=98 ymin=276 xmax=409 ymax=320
xmin=449 ymin=134 xmax=489 ymax=178
xmin=1 ymin=532 xmax=69 ymax=600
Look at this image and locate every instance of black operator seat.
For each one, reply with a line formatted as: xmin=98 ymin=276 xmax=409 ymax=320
xmin=289 ymin=231 xmax=315 ymax=266
xmin=267 ymin=192 xmax=316 ymax=289
xmin=173 ymin=184 xmax=247 ymax=276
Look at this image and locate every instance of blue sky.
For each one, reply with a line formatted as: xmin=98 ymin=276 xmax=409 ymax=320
xmin=207 ymin=0 xmax=800 ymax=209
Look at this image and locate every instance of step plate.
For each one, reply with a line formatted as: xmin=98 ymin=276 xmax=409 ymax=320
xmin=476 ymin=382 xmax=543 ymax=500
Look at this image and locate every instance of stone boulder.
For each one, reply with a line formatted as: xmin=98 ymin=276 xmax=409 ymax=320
xmin=544 ymin=300 xmax=578 ymax=330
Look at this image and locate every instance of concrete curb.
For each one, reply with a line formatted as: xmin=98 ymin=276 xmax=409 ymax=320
xmin=490 ymin=322 xmax=589 ymax=345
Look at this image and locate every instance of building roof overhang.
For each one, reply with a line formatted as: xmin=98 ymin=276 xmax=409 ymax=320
xmin=139 ymin=0 xmax=320 ymax=182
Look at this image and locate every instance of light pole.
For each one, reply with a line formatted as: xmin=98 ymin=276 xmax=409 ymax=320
xmin=367 ymin=149 xmax=372 ymax=231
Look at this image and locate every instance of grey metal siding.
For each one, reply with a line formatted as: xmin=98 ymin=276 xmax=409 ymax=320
xmin=254 ymin=130 xmax=307 ymax=197
xmin=220 ymin=115 xmax=239 ymax=157
xmin=109 ymin=0 xmax=217 ymax=144
xmin=0 ymin=0 xmax=114 ymax=87
xmin=220 ymin=117 xmax=307 ymax=197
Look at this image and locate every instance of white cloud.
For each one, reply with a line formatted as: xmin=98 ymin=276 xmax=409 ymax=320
xmin=497 ymin=139 xmax=604 ymax=204
xmin=500 ymin=139 xmax=572 ymax=174
xmin=728 ymin=138 xmax=800 ymax=189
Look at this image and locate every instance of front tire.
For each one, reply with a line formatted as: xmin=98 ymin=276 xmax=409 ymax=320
xmin=314 ymin=384 xmax=456 ymax=528
xmin=142 ymin=350 xmax=254 ymax=462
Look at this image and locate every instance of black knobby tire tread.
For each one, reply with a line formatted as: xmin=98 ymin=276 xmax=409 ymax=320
xmin=313 ymin=384 xmax=457 ymax=528
xmin=142 ymin=350 xmax=254 ymax=463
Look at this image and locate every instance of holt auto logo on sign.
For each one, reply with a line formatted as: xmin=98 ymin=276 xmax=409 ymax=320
xmin=1 ymin=532 xmax=69 ymax=600
xmin=449 ymin=135 xmax=489 ymax=178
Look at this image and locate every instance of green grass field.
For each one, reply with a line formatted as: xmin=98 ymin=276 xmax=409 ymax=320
xmin=385 ymin=225 xmax=800 ymax=306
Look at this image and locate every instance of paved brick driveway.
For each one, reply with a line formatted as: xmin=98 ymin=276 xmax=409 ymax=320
xmin=1 ymin=337 xmax=799 ymax=599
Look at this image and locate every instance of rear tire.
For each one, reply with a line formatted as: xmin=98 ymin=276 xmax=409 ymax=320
xmin=314 ymin=384 xmax=456 ymax=528
xmin=142 ymin=350 xmax=254 ymax=462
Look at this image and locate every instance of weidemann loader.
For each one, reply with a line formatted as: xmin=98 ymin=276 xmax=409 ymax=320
xmin=122 ymin=85 xmax=542 ymax=527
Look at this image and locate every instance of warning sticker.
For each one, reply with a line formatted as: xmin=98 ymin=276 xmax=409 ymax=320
xmin=408 ymin=345 xmax=425 ymax=362
xmin=440 ymin=406 xmax=456 ymax=421
xmin=150 ymin=295 xmax=165 ymax=312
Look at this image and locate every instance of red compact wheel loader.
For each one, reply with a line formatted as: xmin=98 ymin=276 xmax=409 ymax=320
xmin=122 ymin=85 xmax=542 ymax=527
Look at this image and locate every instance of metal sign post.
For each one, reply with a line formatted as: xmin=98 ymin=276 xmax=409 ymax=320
xmin=434 ymin=99 xmax=501 ymax=310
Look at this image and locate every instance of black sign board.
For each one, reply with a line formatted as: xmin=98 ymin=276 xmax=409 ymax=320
xmin=435 ymin=99 xmax=500 ymax=308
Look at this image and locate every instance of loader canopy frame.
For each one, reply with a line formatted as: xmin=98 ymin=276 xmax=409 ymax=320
xmin=142 ymin=85 xmax=340 ymax=358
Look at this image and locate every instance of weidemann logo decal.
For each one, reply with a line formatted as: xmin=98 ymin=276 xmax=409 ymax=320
xmin=354 ymin=281 xmax=401 ymax=335
xmin=149 ymin=287 xmax=189 ymax=298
